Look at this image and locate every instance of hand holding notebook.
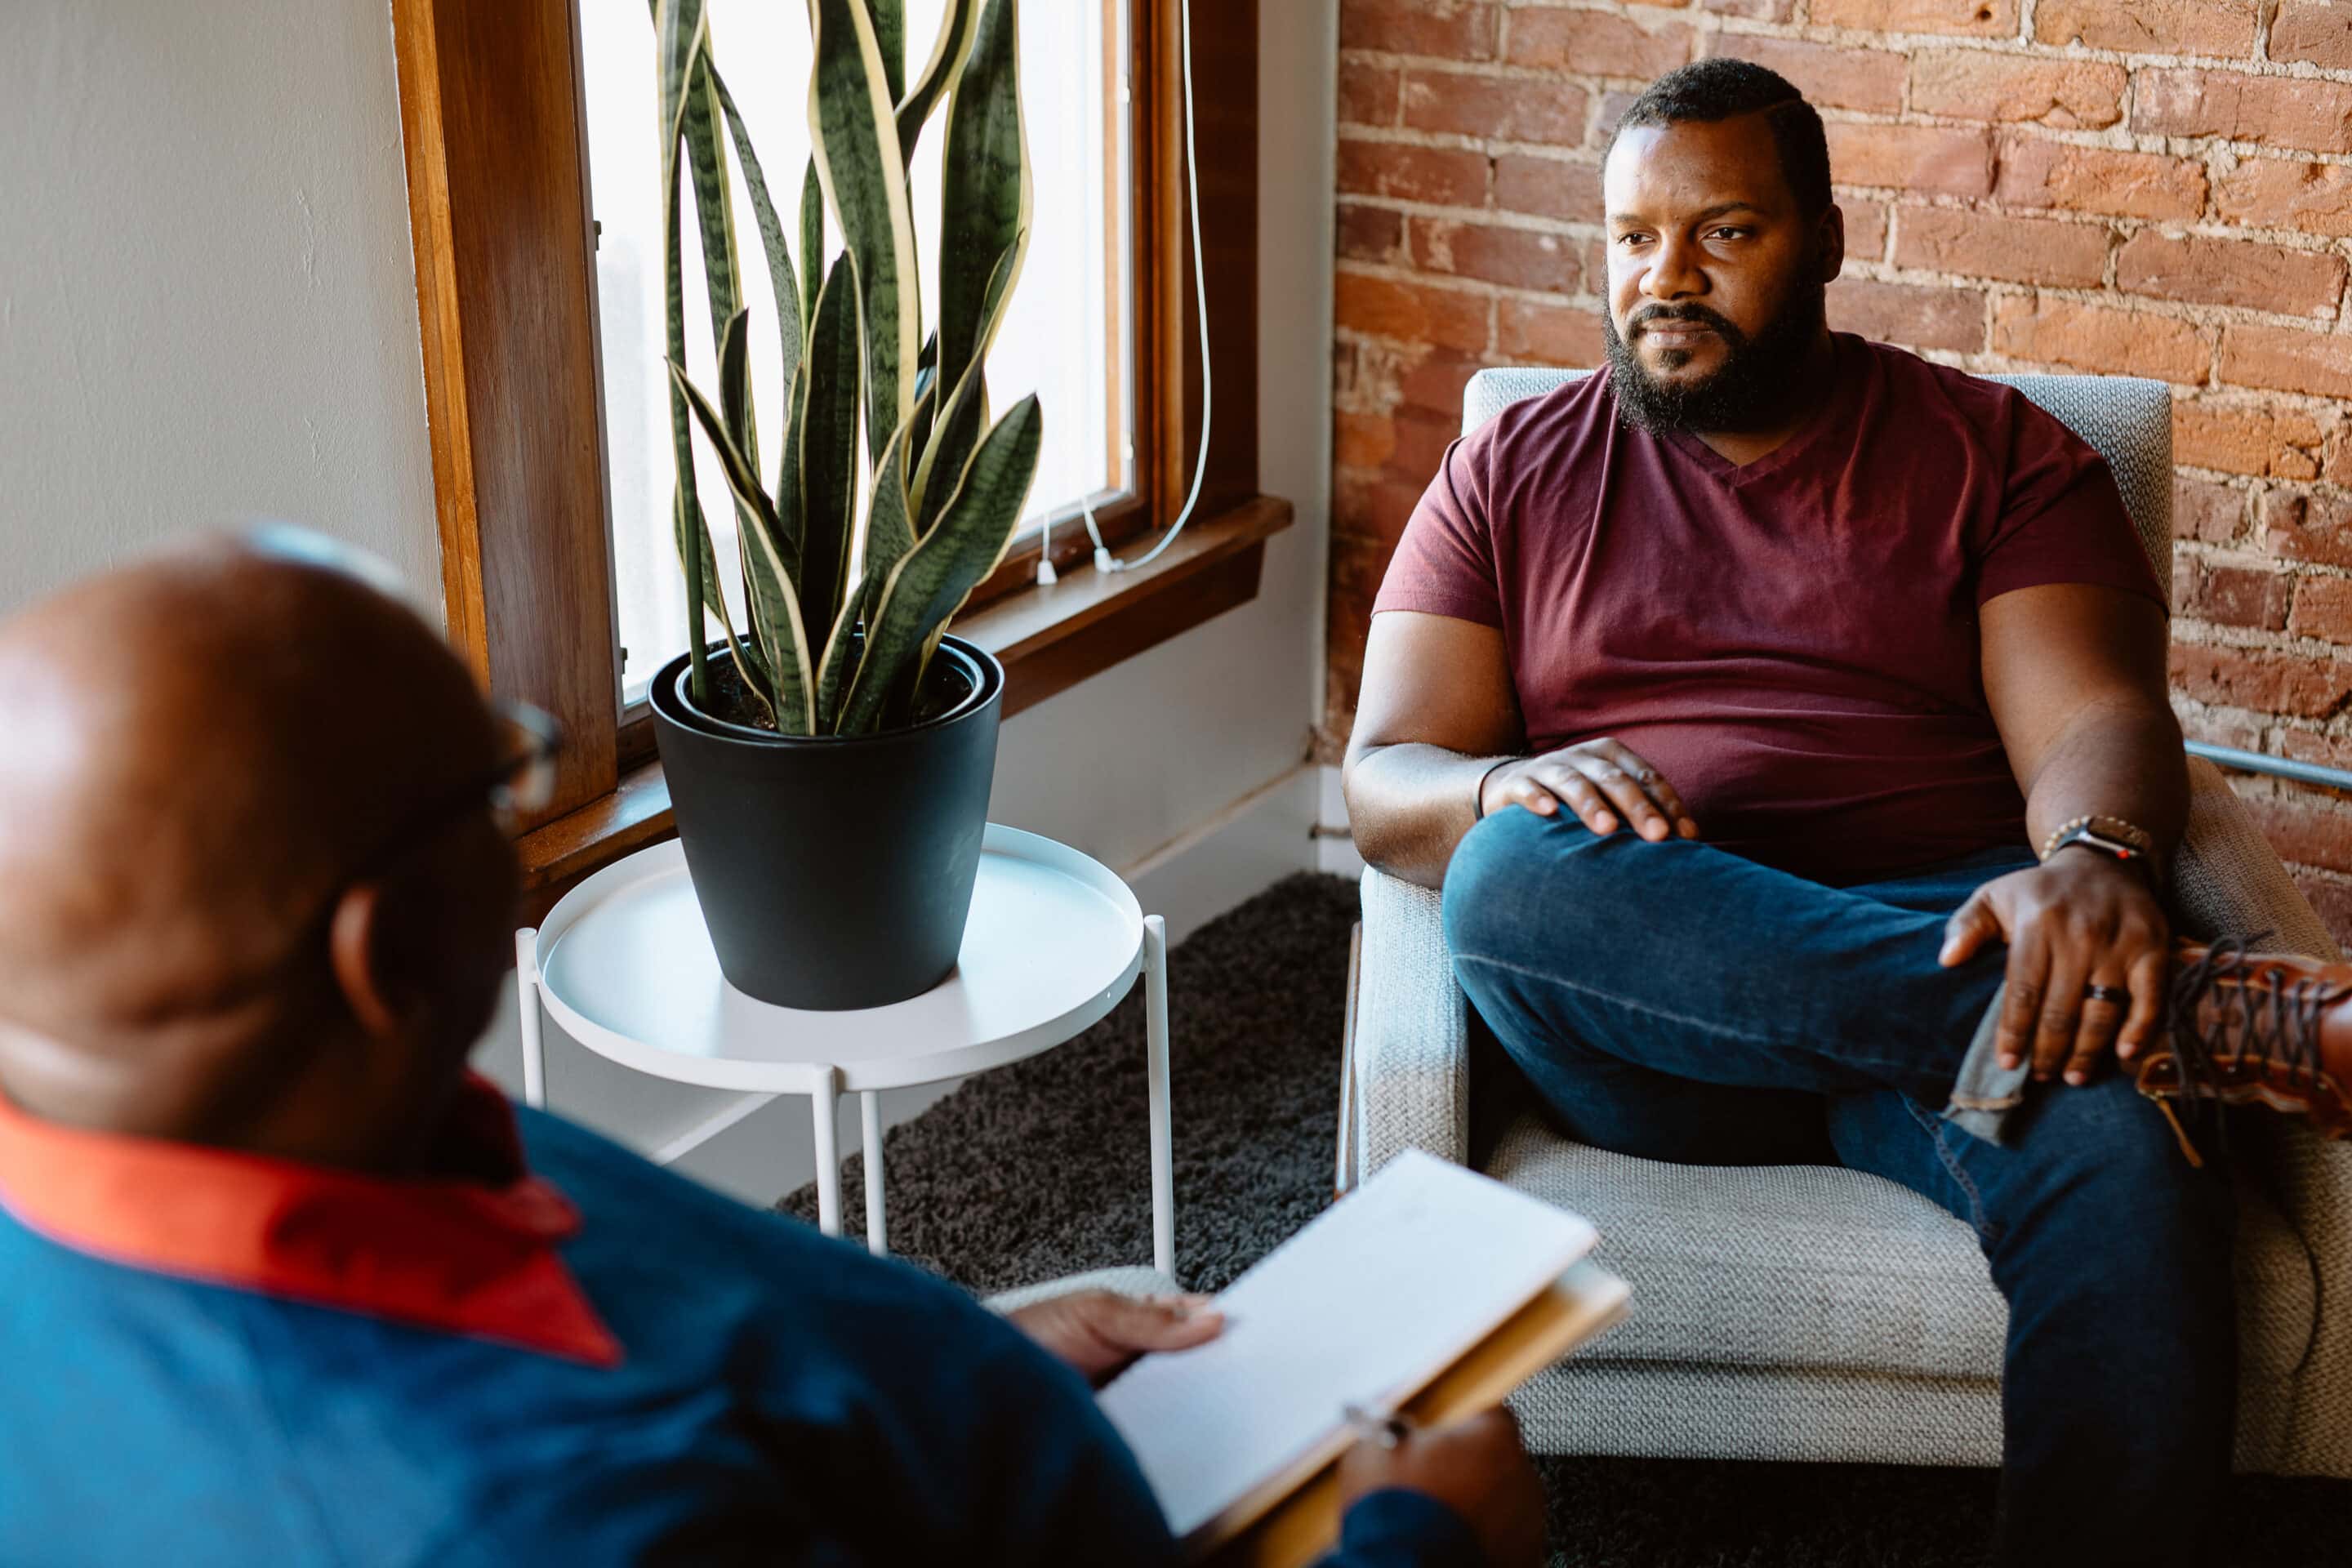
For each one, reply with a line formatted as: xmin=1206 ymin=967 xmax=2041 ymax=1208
xmin=1098 ymin=1151 xmax=1631 ymax=1565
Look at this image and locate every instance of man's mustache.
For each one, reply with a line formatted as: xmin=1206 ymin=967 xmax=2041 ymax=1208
xmin=1630 ymin=305 xmax=1741 ymax=338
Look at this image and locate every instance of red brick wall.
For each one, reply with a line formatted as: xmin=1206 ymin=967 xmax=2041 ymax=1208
xmin=1325 ymin=0 xmax=2352 ymax=938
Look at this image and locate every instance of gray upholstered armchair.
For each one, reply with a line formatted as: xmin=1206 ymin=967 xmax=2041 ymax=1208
xmin=1339 ymin=368 xmax=2352 ymax=1477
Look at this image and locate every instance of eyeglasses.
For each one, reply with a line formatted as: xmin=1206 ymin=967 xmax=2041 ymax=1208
xmin=352 ymin=699 xmax=564 ymax=877
xmin=227 ymin=700 xmax=564 ymax=993
xmin=481 ymin=701 xmax=564 ymax=832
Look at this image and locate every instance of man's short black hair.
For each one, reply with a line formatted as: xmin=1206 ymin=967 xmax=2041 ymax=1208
xmin=1607 ymin=58 xmax=1832 ymax=218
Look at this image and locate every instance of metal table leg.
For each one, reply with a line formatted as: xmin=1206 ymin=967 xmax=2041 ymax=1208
xmin=860 ymin=1089 xmax=888 ymax=1255
xmin=812 ymin=1068 xmax=842 ymax=1237
xmin=1144 ymin=915 xmax=1175 ymax=1278
xmin=515 ymin=929 xmax=546 ymax=1111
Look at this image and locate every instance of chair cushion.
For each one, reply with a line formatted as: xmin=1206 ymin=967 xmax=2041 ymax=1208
xmin=1481 ymin=1111 xmax=2318 ymax=1385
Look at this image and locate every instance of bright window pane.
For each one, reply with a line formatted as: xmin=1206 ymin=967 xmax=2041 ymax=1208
xmin=581 ymin=0 xmax=1127 ymax=706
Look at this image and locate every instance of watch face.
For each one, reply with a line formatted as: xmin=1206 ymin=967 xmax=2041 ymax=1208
xmin=2081 ymin=831 xmax=2136 ymax=857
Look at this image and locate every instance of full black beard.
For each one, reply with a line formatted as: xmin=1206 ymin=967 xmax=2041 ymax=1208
xmin=1602 ymin=282 xmax=1828 ymax=437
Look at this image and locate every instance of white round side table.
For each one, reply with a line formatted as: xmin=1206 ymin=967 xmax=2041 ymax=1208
xmin=516 ymin=825 xmax=1175 ymax=1276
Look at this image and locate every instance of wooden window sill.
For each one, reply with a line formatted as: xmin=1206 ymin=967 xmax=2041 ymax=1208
xmin=515 ymin=493 xmax=1294 ymax=915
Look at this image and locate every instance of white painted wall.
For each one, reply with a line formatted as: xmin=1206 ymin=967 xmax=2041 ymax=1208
xmin=0 ymin=2 xmax=438 ymax=611
xmin=0 ymin=0 xmax=1339 ymax=1214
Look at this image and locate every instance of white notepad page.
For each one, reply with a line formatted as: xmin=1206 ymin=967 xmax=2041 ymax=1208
xmin=1098 ymin=1149 xmax=1601 ymax=1546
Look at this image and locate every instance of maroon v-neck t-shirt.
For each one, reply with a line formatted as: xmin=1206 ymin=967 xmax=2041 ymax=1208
xmin=1374 ymin=334 xmax=2165 ymax=884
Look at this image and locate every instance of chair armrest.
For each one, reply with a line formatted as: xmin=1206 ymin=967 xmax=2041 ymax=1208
xmin=1352 ymin=866 xmax=1472 ymax=1178
xmin=984 ymin=1266 xmax=1183 ymax=1315
xmin=2263 ymin=1125 xmax=2352 ymax=1474
xmin=2168 ymin=761 xmax=2352 ymax=1470
xmin=2170 ymin=758 xmax=2341 ymax=960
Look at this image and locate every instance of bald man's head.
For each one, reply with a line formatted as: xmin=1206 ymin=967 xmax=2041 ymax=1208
xmin=0 ymin=536 xmax=522 ymax=1163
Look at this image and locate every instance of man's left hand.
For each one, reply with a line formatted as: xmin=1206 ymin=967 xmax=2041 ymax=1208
xmin=1940 ymin=850 xmax=2170 ymax=1087
xmin=1008 ymin=1290 xmax=1223 ymax=1388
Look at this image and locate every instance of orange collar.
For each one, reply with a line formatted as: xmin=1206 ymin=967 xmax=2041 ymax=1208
xmin=0 ymin=1075 xmax=620 ymax=1366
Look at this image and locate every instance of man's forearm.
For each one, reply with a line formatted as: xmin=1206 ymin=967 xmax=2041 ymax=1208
xmin=1343 ymin=742 xmax=1513 ymax=890
xmin=2021 ymin=699 xmax=2188 ymax=881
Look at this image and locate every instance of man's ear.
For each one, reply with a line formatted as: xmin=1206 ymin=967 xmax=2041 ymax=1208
xmin=1818 ymin=203 xmax=1846 ymax=286
xmin=327 ymin=882 xmax=403 ymax=1040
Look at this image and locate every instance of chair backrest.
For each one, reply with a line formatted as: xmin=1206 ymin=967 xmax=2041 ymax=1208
xmin=1462 ymin=367 xmax=2175 ymax=602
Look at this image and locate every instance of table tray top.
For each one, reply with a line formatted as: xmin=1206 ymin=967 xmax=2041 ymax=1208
xmin=531 ymin=826 xmax=1145 ymax=1094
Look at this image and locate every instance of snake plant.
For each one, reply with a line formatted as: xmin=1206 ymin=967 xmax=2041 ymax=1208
xmin=655 ymin=0 xmax=1036 ymax=735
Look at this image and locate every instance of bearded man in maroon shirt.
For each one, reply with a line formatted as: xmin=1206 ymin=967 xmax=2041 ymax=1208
xmin=1344 ymin=59 xmax=2352 ymax=1568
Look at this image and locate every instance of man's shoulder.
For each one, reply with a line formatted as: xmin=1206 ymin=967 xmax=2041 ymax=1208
xmin=1848 ymin=333 xmax=2082 ymax=447
xmin=1453 ymin=365 xmax=1617 ymax=494
xmin=517 ymin=1102 xmax=1023 ymax=1348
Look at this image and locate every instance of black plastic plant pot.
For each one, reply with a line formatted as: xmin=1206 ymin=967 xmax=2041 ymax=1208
xmin=648 ymin=635 xmax=1004 ymax=1010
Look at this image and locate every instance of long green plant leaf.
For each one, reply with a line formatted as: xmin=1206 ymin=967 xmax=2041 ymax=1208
xmin=808 ymin=0 xmax=919 ymax=466
xmin=671 ymin=363 xmax=817 ymax=734
xmin=644 ymin=1 xmax=800 ymax=430
xmin=933 ymin=0 xmax=1030 ymax=411
xmin=910 ymin=239 xmax=1020 ymax=533
xmin=679 ymin=59 xmax=779 ymax=710
xmin=863 ymin=408 xmax=920 ymax=581
xmin=814 ymin=419 xmax=914 ymax=729
xmin=871 ymin=0 xmax=906 ymax=102
xmin=894 ymin=0 xmax=981 ymax=165
xmin=798 ymin=158 xmax=824 ymax=328
xmin=682 ymin=59 xmax=745 ymax=416
xmin=710 ymin=65 xmax=804 ymax=416
xmin=910 ymin=332 xmax=940 ymax=461
xmin=657 ymin=0 xmax=715 ymax=701
xmin=836 ymin=395 xmax=1042 ymax=733
xmin=717 ymin=310 xmax=784 ymax=700
xmin=797 ymin=254 xmax=862 ymax=656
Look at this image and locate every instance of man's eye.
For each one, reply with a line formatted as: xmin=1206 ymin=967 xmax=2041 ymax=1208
xmin=1710 ymin=227 xmax=1747 ymax=241
xmin=1616 ymin=233 xmax=1651 ymax=247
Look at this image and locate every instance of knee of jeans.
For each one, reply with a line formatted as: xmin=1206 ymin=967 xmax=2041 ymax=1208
xmin=1441 ymin=808 xmax=1562 ymax=961
xmin=2001 ymin=1082 xmax=2236 ymax=1264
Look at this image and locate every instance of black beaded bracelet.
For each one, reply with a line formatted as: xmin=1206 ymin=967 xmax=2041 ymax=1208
xmin=1472 ymin=758 xmax=1517 ymax=822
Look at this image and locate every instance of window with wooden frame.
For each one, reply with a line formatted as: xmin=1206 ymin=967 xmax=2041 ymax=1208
xmin=392 ymin=0 xmax=1283 ymax=915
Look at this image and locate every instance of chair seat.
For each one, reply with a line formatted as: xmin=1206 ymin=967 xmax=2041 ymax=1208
xmin=1482 ymin=1111 xmax=2319 ymax=1386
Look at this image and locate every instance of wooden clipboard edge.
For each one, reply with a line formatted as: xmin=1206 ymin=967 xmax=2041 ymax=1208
xmin=1204 ymin=1261 xmax=1631 ymax=1568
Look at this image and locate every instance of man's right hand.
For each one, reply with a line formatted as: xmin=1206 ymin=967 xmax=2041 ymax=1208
xmin=1334 ymin=1409 xmax=1547 ymax=1568
xmin=1479 ymin=738 xmax=1699 ymax=844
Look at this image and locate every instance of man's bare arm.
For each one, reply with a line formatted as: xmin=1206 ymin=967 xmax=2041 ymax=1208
xmin=1980 ymin=583 xmax=2187 ymax=874
xmin=1940 ymin=581 xmax=2188 ymax=1085
xmin=1342 ymin=613 xmax=1524 ymax=889
xmin=1343 ymin=612 xmax=1699 ymax=888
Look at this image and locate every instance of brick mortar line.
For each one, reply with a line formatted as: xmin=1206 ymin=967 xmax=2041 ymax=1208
xmin=1873 ymin=109 xmax=2352 ymax=182
xmin=1334 ymin=110 xmax=2352 ymax=180
xmin=1338 ymin=115 xmax=2352 ymax=180
xmin=2169 ymin=619 xmax=2352 ymax=660
xmin=1340 ymin=22 xmax=2352 ymax=82
xmin=1338 ymin=213 xmax=2352 ymax=341
xmin=1780 ymin=24 xmax=2348 ymax=78
xmin=1340 ymin=155 xmax=2352 ymax=282
xmin=1336 ymin=158 xmax=2352 ymax=271
xmin=2176 ymin=537 xmax=2352 ymax=581
xmin=1843 ymin=259 xmax=2348 ymax=339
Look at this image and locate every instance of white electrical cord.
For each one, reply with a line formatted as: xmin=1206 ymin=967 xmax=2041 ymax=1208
xmin=1039 ymin=0 xmax=1212 ymax=586
xmin=1105 ymin=0 xmax=1211 ymax=575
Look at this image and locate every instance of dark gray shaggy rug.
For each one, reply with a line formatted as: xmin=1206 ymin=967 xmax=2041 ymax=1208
xmin=782 ymin=873 xmax=2347 ymax=1566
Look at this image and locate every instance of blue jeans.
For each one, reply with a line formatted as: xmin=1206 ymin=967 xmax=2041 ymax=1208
xmin=1443 ymin=809 xmax=2237 ymax=1568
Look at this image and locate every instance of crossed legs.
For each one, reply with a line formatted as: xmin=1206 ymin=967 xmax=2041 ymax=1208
xmin=1443 ymin=808 xmax=2237 ymax=1567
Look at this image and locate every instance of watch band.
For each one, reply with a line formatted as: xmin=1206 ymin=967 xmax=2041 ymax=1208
xmin=2041 ymin=816 xmax=2159 ymax=887
xmin=2038 ymin=813 xmax=2154 ymax=862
